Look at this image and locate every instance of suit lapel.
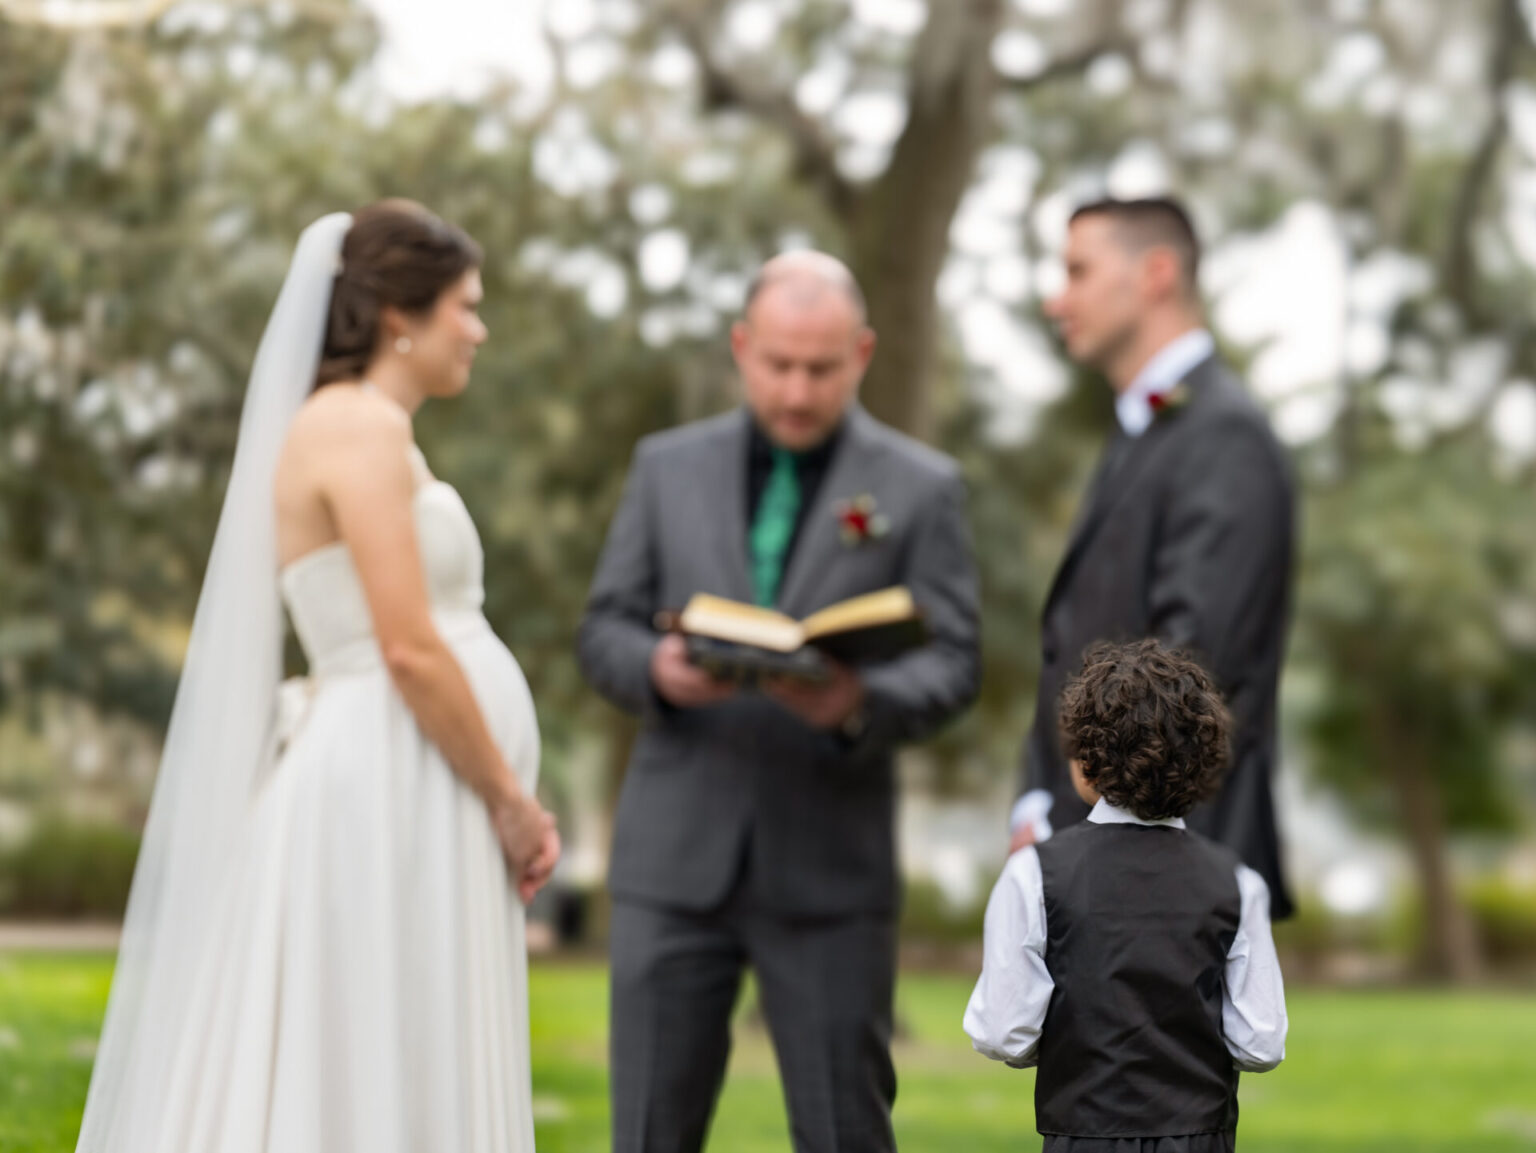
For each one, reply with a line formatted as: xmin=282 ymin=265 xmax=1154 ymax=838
xmin=776 ymin=407 xmax=877 ymax=616
xmin=715 ymin=408 xmax=755 ymax=602
xmin=1044 ymin=356 xmax=1219 ymax=614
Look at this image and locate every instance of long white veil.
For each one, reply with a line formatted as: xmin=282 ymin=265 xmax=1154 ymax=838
xmin=75 ymin=213 xmax=353 ymax=1151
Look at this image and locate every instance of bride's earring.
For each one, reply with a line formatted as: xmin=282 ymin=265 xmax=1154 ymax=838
xmin=395 ymin=335 xmax=413 ymax=355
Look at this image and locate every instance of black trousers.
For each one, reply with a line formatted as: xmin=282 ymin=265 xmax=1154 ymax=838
xmin=1043 ymin=1135 xmax=1236 ymax=1153
xmin=608 ymin=874 xmax=897 ymax=1153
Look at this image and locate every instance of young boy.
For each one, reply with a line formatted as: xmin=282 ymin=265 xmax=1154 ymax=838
xmin=965 ymin=639 xmax=1287 ymax=1153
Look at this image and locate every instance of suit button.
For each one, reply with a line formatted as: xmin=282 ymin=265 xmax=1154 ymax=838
xmin=1043 ymin=644 xmax=1058 ymax=664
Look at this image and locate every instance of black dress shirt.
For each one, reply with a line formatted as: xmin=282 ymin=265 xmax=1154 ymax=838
xmin=745 ymin=418 xmax=844 ymax=572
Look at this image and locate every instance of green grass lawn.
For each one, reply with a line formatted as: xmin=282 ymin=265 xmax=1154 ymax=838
xmin=2 ymin=952 xmax=1534 ymax=1152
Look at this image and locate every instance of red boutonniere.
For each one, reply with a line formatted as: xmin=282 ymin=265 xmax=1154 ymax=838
xmin=1148 ymin=381 xmax=1193 ymax=418
xmin=834 ymin=494 xmax=891 ymax=547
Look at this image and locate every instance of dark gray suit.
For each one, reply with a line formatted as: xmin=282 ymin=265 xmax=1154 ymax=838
xmin=579 ymin=405 xmax=980 ymax=1152
xmin=1019 ymin=355 xmax=1296 ymax=919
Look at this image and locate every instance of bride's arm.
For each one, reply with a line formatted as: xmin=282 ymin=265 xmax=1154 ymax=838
xmin=305 ymin=397 xmax=553 ymax=880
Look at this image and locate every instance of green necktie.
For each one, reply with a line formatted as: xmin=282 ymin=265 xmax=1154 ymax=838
xmin=750 ymin=447 xmax=802 ymax=607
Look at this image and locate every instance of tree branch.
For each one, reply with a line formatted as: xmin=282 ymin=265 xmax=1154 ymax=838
xmin=1442 ymin=0 xmax=1528 ymax=323
xmin=996 ymin=36 xmax=1138 ymax=92
xmin=996 ymin=0 xmax=1149 ymax=93
xmin=0 ymin=0 xmax=177 ymax=27
xmin=662 ymin=4 xmax=856 ymax=219
xmin=850 ymin=0 xmax=1005 ymax=437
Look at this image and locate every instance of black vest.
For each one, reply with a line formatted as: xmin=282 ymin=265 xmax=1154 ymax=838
xmin=1035 ymin=820 xmax=1242 ymax=1138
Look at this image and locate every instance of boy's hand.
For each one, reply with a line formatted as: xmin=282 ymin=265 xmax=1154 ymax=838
xmin=1009 ymin=790 xmax=1054 ymax=854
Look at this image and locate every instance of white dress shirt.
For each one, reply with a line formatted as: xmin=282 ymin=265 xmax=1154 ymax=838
xmin=1114 ymin=327 xmax=1215 ymax=437
xmin=965 ymin=799 xmax=1288 ymax=1073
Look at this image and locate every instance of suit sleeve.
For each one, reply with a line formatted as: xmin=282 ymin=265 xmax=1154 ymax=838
xmin=852 ymin=469 xmax=981 ymax=755
xmin=576 ymin=442 xmax=668 ymax=718
xmin=1147 ymin=415 xmax=1294 ymax=688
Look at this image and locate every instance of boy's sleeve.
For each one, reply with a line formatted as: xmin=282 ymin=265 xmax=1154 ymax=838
xmin=963 ymin=847 xmax=1052 ymax=1068
xmin=1223 ymin=864 xmax=1289 ymax=1071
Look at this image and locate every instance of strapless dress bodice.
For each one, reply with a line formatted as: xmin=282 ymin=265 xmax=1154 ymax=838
xmin=280 ymin=481 xmax=486 ymax=676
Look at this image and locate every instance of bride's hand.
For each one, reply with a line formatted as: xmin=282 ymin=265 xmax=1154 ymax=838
xmin=517 ymin=819 xmax=561 ymax=905
xmin=490 ymin=791 xmax=550 ymax=878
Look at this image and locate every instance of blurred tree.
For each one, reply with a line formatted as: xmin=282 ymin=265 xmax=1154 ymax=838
xmin=0 ymin=6 xmax=384 ymax=778
xmin=613 ymin=0 xmax=1142 ymax=438
xmin=2 ymin=0 xmax=1534 ymax=980
xmin=594 ymin=0 xmax=1536 ymax=975
xmin=1296 ymin=428 xmax=1535 ymax=981
xmin=656 ymin=0 xmax=1009 ymax=438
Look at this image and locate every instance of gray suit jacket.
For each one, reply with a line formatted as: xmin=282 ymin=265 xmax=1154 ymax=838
xmin=1019 ymin=355 xmax=1297 ymax=918
xmin=579 ymin=406 xmax=981 ymax=917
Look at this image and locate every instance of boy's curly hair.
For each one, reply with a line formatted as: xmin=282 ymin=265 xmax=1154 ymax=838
xmin=1057 ymin=639 xmax=1231 ymax=821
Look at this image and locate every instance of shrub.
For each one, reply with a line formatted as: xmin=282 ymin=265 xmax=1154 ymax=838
xmin=0 ymin=816 xmax=140 ymax=918
xmin=901 ymin=878 xmax=986 ymax=946
xmin=1466 ymin=876 xmax=1536 ymax=964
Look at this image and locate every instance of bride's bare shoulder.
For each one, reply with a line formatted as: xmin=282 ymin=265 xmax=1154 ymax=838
xmin=288 ymin=383 xmax=411 ymax=449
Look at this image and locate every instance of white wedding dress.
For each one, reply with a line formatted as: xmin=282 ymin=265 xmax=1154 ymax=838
xmin=144 ymin=448 xmax=540 ymax=1153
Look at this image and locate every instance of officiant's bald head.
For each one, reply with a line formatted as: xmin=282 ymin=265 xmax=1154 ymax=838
xmin=733 ymin=251 xmax=876 ymax=451
xmin=743 ymin=252 xmax=868 ymax=325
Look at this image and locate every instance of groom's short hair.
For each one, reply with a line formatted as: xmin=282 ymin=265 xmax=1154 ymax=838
xmin=1070 ymin=197 xmax=1201 ymax=300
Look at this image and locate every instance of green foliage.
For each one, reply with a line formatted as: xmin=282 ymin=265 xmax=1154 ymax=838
xmin=898 ymin=878 xmax=988 ymax=946
xmin=0 ymin=8 xmax=384 ymax=725
xmin=1465 ymin=876 xmax=1536 ymax=964
xmin=1294 ymin=429 xmax=1536 ymax=835
xmin=0 ymin=817 xmax=139 ymax=918
xmin=1271 ymin=878 xmax=1536 ymax=975
xmin=2 ymin=1 xmax=1534 ymax=971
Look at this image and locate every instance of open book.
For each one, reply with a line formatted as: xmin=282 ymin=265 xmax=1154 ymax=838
xmin=671 ymin=587 xmax=928 ymax=684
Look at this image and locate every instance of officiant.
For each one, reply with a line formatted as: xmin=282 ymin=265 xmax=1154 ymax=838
xmin=578 ymin=251 xmax=980 ymax=1153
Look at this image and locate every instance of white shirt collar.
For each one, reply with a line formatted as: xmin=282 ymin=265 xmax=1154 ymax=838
xmin=1086 ymin=797 xmax=1187 ymax=830
xmin=1114 ymin=328 xmax=1215 ymax=438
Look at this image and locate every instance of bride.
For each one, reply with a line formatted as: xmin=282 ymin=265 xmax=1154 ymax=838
xmin=75 ymin=202 xmax=559 ymax=1153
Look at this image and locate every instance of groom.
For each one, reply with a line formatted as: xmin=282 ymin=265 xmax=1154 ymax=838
xmin=1012 ymin=197 xmax=1296 ymax=918
xmin=579 ymin=252 xmax=980 ymax=1153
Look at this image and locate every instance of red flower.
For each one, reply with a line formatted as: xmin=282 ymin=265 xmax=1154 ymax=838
xmin=1148 ymin=382 xmax=1192 ymax=417
xmin=834 ymin=494 xmax=890 ymax=546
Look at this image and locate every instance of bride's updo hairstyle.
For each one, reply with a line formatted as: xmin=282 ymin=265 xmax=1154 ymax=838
xmin=315 ymin=199 xmax=483 ymax=389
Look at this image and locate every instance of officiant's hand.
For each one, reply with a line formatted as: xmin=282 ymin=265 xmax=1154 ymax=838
xmin=765 ymin=663 xmax=865 ymax=731
xmin=650 ymin=633 xmax=739 ymax=708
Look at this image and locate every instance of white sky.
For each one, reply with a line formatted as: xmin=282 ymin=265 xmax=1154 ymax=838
xmin=365 ymin=0 xmax=552 ymax=107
